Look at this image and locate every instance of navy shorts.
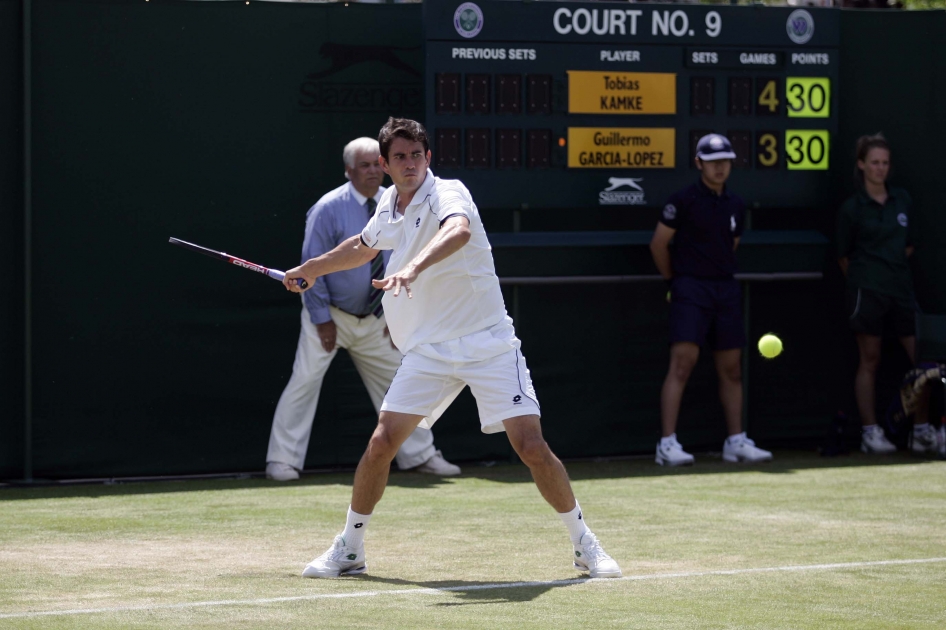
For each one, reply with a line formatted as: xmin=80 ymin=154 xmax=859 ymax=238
xmin=669 ymin=276 xmax=745 ymax=350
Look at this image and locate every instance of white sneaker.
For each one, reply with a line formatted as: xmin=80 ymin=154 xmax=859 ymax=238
xmin=861 ymin=425 xmax=896 ymax=454
xmin=911 ymin=426 xmax=939 ymax=455
xmin=302 ymin=535 xmax=367 ymax=579
xmin=723 ymin=434 xmax=773 ymax=463
xmin=266 ymin=462 xmax=300 ymax=481
xmin=415 ymin=450 xmax=461 ymax=476
xmin=573 ymin=532 xmax=622 ymax=578
xmin=655 ymin=435 xmax=695 ymax=466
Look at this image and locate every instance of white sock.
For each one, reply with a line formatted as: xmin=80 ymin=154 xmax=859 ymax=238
xmin=341 ymin=506 xmax=371 ymax=548
xmin=862 ymin=424 xmax=880 ymax=435
xmin=660 ymin=434 xmax=677 ymax=448
xmin=559 ymin=501 xmax=591 ymax=545
xmin=913 ymin=423 xmax=931 ymax=434
xmin=726 ymin=431 xmax=747 ymax=445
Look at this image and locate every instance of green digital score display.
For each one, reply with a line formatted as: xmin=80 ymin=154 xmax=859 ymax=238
xmin=424 ymin=0 xmax=841 ymax=209
xmin=750 ymin=77 xmax=831 ymax=170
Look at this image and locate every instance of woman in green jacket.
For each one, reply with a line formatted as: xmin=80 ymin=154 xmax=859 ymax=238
xmin=837 ymin=133 xmax=934 ymax=455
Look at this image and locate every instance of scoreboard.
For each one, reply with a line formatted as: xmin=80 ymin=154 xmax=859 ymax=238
xmin=423 ymin=0 xmax=840 ymax=209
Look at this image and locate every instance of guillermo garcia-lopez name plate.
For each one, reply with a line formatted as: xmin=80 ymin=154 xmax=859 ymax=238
xmin=568 ymin=128 xmax=676 ymax=168
xmin=567 ymin=71 xmax=676 ymax=114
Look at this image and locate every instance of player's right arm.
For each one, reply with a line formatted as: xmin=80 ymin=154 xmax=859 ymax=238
xmin=283 ymin=234 xmax=379 ymax=294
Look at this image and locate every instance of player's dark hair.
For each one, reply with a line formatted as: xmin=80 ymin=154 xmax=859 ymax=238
xmin=378 ymin=117 xmax=430 ymax=160
xmin=854 ymin=133 xmax=890 ymax=187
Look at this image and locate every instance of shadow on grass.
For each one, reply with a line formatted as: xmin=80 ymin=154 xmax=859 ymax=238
xmin=356 ymin=573 xmax=586 ymax=606
xmin=0 ymin=450 xmax=941 ymax=500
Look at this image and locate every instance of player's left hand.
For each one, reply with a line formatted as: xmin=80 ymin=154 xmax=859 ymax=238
xmin=372 ymin=266 xmax=418 ymax=298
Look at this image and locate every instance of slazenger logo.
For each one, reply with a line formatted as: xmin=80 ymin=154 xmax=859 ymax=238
xmin=305 ymin=43 xmax=420 ymax=80
xmin=298 ymin=43 xmax=422 ymax=113
xmin=599 ymin=177 xmax=646 ymax=206
xmin=232 ymin=260 xmax=265 ymax=273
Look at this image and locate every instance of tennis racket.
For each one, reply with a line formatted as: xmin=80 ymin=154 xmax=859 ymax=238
xmin=168 ymin=237 xmax=307 ymax=289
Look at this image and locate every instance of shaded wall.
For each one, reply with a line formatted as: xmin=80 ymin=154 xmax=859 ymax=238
xmin=2 ymin=3 xmax=944 ymax=479
xmin=0 ymin=0 xmax=24 ymax=479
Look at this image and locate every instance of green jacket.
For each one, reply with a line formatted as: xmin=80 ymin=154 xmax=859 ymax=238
xmin=837 ymin=186 xmax=914 ymax=300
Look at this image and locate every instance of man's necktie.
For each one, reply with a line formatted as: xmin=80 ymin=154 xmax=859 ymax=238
xmin=365 ymin=198 xmax=384 ymax=318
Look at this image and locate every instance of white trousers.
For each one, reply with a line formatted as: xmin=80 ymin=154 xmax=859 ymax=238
xmin=267 ymin=306 xmax=436 ymax=470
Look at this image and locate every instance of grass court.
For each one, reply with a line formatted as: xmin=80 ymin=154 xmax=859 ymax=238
xmin=1 ymin=451 xmax=945 ymax=629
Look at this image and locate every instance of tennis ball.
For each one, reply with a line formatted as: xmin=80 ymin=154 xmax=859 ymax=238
xmin=666 ymin=290 xmax=671 ymax=303
xmin=758 ymin=334 xmax=783 ymax=359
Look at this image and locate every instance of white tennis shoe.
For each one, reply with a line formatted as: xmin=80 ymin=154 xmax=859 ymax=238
xmin=266 ymin=462 xmax=300 ymax=481
xmin=415 ymin=450 xmax=461 ymax=476
xmin=573 ymin=532 xmax=622 ymax=578
xmin=911 ymin=425 xmax=939 ymax=455
xmin=302 ymin=536 xmax=367 ymax=579
xmin=723 ymin=434 xmax=773 ymax=463
xmin=861 ymin=425 xmax=896 ymax=454
xmin=655 ymin=435 xmax=695 ymax=466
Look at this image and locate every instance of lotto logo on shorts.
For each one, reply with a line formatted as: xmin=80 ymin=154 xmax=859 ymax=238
xmin=512 ymin=395 xmax=522 ymax=405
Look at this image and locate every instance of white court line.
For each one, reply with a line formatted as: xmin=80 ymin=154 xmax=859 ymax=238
xmin=1 ymin=557 xmax=944 ymax=620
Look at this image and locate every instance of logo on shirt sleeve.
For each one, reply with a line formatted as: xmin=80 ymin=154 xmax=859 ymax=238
xmin=415 ymin=217 xmax=421 ymax=228
xmin=897 ymin=213 xmax=908 ymax=227
xmin=662 ymin=204 xmax=677 ymax=221
xmin=731 ymin=215 xmax=737 ymax=232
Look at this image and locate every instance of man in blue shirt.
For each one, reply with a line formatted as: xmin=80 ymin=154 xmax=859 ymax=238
xmin=649 ymin=134 xmax=772 ymax=467
xmin=265 ymin=137 xmax=459 ymax=481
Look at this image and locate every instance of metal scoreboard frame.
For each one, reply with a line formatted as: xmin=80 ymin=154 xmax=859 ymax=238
xmin=423 ymin=0 xmax=840 ymax=210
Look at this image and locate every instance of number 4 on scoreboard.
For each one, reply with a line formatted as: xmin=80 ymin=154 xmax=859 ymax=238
xmin=755 ymin=79 xmax=780 ymax=116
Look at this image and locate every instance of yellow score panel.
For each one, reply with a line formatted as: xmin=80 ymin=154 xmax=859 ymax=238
xmin=786 ymin=77 xmax=830 ymax=118
xmin=785 ymin=130 xmax=830 ymax=170
xmin=568 ymin=71 xmax=677 ymax=115
xmin=568 ymin=128 xmax=676 ymax=169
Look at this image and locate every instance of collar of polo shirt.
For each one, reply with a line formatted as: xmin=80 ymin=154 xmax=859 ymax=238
xmin=391 ymin=169 xmax=436 ymax=220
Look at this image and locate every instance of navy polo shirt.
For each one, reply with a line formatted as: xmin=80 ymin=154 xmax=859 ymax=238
xmin=659 ymin=180 xmax=745 ymax=279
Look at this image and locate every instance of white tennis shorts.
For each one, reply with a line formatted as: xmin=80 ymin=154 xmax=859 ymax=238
xmin=381 ymin=346 xmax=542 ymax=434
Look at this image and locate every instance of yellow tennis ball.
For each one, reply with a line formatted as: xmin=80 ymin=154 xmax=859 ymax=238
xmin=758 ymin=334 xmax=783 ymax=359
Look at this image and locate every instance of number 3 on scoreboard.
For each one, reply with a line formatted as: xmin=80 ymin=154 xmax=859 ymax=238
xmin=756 ymin=131 xmax=779 ymax=169
xmin=785 ymin=130 xmax=830 ymax=170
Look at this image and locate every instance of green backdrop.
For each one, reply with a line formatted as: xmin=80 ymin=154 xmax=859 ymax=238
xmin=1 ymin=0 xmax=24 ymax=478
xmin=1 ymin=2 xmax=943 ymax=480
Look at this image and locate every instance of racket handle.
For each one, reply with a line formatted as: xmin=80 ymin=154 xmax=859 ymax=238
xmin=268 ymin=269 xmax=308 ymax=290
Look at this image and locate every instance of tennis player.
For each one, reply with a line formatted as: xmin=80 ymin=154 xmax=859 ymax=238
xmin=283 ymin=117 xmax=621 ymax=579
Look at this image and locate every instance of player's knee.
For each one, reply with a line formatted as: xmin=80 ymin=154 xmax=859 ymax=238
xmin=514 ymin=434 xmax=553 ymax=467
xmin=365 ymin=427 xmax=399 ymax=462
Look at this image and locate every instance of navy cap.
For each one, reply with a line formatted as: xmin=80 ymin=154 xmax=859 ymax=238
xmin=696 ymin=134 xmax=736 ymax=161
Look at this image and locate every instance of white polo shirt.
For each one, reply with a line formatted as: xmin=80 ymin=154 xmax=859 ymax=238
xmin=360 ymin=169 xmax=507 ymax=355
